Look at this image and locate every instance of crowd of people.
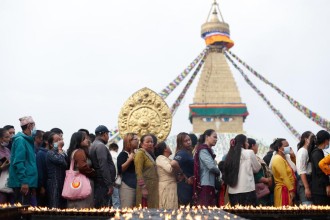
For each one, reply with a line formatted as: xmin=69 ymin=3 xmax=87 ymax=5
xmin=0 ymin=115 xmax=330 ymax=209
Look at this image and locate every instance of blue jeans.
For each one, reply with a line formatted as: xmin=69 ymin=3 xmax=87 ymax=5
xmin=110 ymin=186 xmax=121 ymax=209
xmin=298 ymin=176 xmax=313 ymax=205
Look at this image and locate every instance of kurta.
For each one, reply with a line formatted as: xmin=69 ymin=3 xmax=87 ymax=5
xmin=156 ymin=155 xmax=178 ymax=209
xmin=271 ymin=154 xmax=295 ymax=207
xmin=134 ymin=149 xmax=159 ymax=208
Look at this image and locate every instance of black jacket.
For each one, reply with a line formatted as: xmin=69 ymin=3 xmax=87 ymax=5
xmin=89 ymin=138 xmax=116 ymax=188
xmin=263 ymin=150 xmax=274 ymax=166
xmin=311 ymin=148 xmax=330 ymax=196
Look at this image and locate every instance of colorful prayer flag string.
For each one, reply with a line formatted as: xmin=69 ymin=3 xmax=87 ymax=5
xmin=159 ymin=47 xmax=209 ymax=99
xmin=227 ymin=50 xmax=330 ymax=132
xmin=109 ymin=127 xmax=121 ymax=143
xmin=170 ymin=51 xmax=208 ymax=115
xmin=225 ymin=52 xmax=301 ymax=140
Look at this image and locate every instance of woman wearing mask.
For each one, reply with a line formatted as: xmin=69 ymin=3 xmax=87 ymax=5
xmin=310 ymin=130 xmax=330 ymax=205
xmin=269 ymin=143 xmax=297 ymax=177
xmin=134 ymin=134 xmax=159 ymax=208
xmin=271 ymin=138 xmax=296 ymax=206
xmin=155 ymin=141 xmax=178 ymax=209
xmin=193 ymin=129 xmax=220 ymax=207
xmin=66 ymin=131 xmax=95 ymax=208
xmin=117 ymin=133 xmax=139 ymax=208
xmin=46 ymin=132 xmax=68 ymax=208
xmin=296 ymin=131 xmax=315 ymax=205
xmin=171 ymin=132 xmax=194 ymax=206
xmin=0 ymin=128 xmax=14 ymax=204
xmin=224 ymin=134 xmax=261 ymax=206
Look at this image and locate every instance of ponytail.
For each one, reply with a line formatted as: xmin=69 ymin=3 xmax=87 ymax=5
xmin=198 ymin=129 xmax=215 ymax=145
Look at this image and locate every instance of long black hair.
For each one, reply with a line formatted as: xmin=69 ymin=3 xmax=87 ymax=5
xmin=223 ymin=134 xmax=247 ymax=187
xmin=297 ymin=131 xmax=313 ymax=150
xmin=67 ymin=131 xmax=89 ymax=162
xmin=307 ymin=134 xmax=317 ymax=162
xmin=316 ymin=130 xmax=330 ymax=146
xmin=271 ymin=138 xmax=286 ymax=152
xmin=247 ymin=138 xmax=256 ymax=149
xmin=198 ymin=129 xmax=215 ymax=145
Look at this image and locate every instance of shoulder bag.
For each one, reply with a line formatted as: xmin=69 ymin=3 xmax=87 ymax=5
xmin=62 ymin=150 xmax=91 ymax=200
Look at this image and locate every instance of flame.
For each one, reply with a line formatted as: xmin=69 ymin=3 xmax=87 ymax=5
xmin=1 ymin=203 xmax=329 ymax=219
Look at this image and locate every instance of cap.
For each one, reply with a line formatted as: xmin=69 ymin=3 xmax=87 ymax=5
xmin=19 ymin=116 xmax=35 ymax=126
xmin=95 ymin=125 xmax=110 ymax=134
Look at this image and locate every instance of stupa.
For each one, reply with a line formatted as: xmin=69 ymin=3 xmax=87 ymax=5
xmin=189 ymin=0 xmax=248 ymax=134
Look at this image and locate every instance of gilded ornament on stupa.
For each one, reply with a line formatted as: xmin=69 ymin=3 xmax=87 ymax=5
xmin=118 ymin=87 xmax=172 ymax=142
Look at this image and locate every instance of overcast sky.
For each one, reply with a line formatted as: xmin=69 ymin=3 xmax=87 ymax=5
xmin=1 ymin=0 xmax=329 ymax=151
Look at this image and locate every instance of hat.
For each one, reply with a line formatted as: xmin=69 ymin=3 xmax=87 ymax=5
xmin=95 ymin=125 xmax=110 ymax=134
xmin=19 ymin=116 xmax=35 ymax=126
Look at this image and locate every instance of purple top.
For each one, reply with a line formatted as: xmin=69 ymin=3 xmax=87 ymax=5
xmin=0 ymin=146 xmax=11 ymax=161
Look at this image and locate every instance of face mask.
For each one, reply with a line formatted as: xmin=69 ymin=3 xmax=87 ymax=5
xmin=31 ymin=126 xmax=37 ymax=137
xmin=325 ymin=144 xmax=329 ymax=150
xmin=283 ymin=146 xmax=291 ymax=155
xmin=53 ymin=142 xmax=59 ymax=150
xmin=1 ymin=142 xmax=9 ymax=147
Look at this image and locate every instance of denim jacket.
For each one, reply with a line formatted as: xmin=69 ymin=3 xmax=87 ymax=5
xmin=199 ymin=149 xmax=220 ymax=187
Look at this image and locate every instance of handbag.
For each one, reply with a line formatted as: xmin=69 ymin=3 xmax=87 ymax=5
xmin=62 ymin=150 xmax=91 ymax=200
xmin=255 ymin=182 xmax=270 ymax=199
xmin=0 ymin=169 xmax=13 ymax=193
